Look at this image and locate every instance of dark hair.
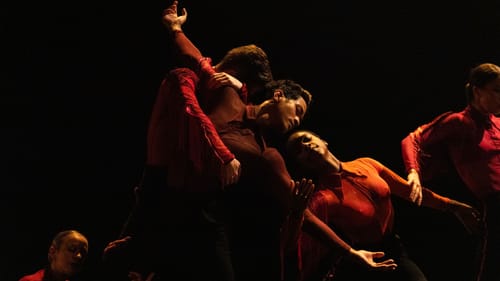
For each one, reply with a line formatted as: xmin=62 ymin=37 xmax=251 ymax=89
xmin=259 ymin=80 xmax=313 ymax=147
xmin=215 ymin=44 xmax=273 ymax=102
xmin=465 ymin=63 xmax=500 ymax=103
xmin=265 ymin=79 xmax=312 ymax=107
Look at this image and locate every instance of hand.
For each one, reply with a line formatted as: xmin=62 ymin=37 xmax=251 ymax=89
xmin=280 ymin=179 xmax=314 ymax=252
xmin=347 ymin=248 xmax=398 ymax=271
xmin=221 ymin=158 xmax=241 ymax=189
xmin=448 ymin=200 xmax=483 ymax=237
xmin=407 ymin=169 xmax=423 ymax=206
xmin=102 ymin=236 xmax=132 ymax=260
xmin=162 ymin=0 xmax=187 ymax=32
xmin=290 ymin=178 xmax=315 ymax=217
xmin=103 ymin=236 xmax=132 ymax=253
xmin=207 ymin=72 xmax=243 ymax=91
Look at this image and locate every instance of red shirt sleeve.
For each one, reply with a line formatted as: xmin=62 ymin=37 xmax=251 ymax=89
xmin=147 ymin=68 xmax=235 ymax=180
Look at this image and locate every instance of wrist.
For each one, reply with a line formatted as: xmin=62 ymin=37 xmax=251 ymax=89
xmin=444 ymin=199 xmax=457 ymax=213
xmin=343 ymin=247 xmax=355 ymax=260
xmin=170 ymin=27 xmax=183 ymax=34
xmin=408 ymin=168 xmax=418 ymax=174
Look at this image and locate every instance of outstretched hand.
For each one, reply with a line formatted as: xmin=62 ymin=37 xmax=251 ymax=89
xmin=290 ymin=178 xmax=315 ymax=217
xmin=102 ymin=236 xmax=132 ymax=261
xmin=347 ymin=248 xmax=398 ymax=271
xmin=162 ymin=0 xmax=187 ymax=32
xmin=280 ymin=178 xmax=315 ymax=252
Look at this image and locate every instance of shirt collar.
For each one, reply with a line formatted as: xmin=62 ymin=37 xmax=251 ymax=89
xmin=467 ymin=105 xmax=493 ymax=127
xmin=318 ymin=172 xmax=343 ymax=190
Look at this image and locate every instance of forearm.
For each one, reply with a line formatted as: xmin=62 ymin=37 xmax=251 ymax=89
xmin=420 ymin=187 xmax=450 ymax=210
xmin=170 ymin=30 xmax=205 ymax=73
xmin=302 ymin=209 xmax=351 ymax=253
xmin=401 ymin=133 xmax=421 ymax=173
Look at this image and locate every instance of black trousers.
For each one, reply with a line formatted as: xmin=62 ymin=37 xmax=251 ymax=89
xmin=476 ymin=193 xmax=500 ymax=281
xmin=108 ymin=166 xmax=235 ymax=281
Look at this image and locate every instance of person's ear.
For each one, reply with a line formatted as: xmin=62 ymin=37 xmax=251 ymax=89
xmin=273 ymin=89 xmax=284 ymax=102
xmin=48 ymin=245 xmax=56 ymax=262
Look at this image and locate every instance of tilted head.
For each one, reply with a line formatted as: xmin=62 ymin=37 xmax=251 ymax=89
xmin=285 ymin=130 xmax=331 ymax=177
xmin=465 ymin=62 xmax=500 ymax=115
xmin=214 ymin=44 xmax=273 ymax=104
xmin=48 ymin=230 xmax=89 ymax=279
xmin=256 ymin=79 xmax=312 ymax=135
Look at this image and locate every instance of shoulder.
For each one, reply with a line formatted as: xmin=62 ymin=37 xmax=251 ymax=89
xmin=262 ymin=147 xmax=285 ymax=163
xmin=355 ymin=157 xmax=381 ymax=166
xmin=417 ymin=110 xmax=471 ymax=137
xmin=427 ymin=110 xmax=468 ymax=127
xmin=19 ymin=269 xmax=44 ymax=281
xmin=344 ymin=157 xmax=382 ymax=173
xmin=165 ymin=67 xmax=199 ymax=85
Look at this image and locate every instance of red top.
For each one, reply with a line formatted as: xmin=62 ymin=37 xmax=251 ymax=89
xmin=19 ymin=269 xmax=70 ymax=281
xmin=298 ymin=157 xmax=451 ymax=280
xmin=146 ymin=68 xmax=234 ymax=190
xmin=401 ymin=105 xmax=500 ymax=200
xmin=19 ymin=269 xmax=45 ymax=281
xmin=145 ymin=30 xmax=252 ymax=188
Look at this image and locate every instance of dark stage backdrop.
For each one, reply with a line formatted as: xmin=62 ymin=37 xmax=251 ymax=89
xmin=3 ymin=0 xmax=499 ymax=280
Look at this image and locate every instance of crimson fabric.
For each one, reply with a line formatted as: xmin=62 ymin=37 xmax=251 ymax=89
xmin=203 ymin=82 xmax=360 ymax=281
xmin=401 ymin=105 xmax=500 ymax=200
xmin=146 ymin=68 xmax=234 ymax=190
xmin=298 ymin=158 xmax=450 ymax=280
xmin=203 ymin=82 xmax=290 ymax=281
xmin=18 ymin=269 xmax=65 ymax=281
xmin=171 ymin=31 xmax=248 ymax=105
xmin=401 ymin=105 xmax=500 ymax=281
xmin=18 ymin=269 xmax=45 ymax=281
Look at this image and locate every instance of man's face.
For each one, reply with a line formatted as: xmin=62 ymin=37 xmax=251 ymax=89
xmin=257 ymin=91 xmax=308 ymax=134
xmin=49 ymin=233 xmax=88 ymax=278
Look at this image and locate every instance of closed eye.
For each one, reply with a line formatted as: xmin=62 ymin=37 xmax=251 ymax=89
xmin=296 ymin=105 xmax=304 ymax=119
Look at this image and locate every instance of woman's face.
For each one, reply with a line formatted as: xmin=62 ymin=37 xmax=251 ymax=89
xmin=475 ymin=77 xmax=500 ymax=115
xmin=49 ymin=233 xmax=88 ymax=278
xmin=287 ymin=131 xmax=329 ymax=168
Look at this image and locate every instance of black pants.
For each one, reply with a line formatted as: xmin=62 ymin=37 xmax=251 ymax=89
xmin=476 ymin=193 xmax=500 ymax=281
xmin=107 ymin=166 xmax=235 ymax=281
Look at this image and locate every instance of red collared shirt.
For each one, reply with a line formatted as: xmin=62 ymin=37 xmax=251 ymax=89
xmin=401 ymin=105 xmax=500 ymax=200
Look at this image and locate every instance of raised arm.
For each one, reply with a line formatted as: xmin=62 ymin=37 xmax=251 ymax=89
xmin=375 ymin=157 xmax=482 ymax=236
xmin=162 ymin=0 xmax=205 ymax=73
xmin=161 ymin=1 xmax=245 ymax=93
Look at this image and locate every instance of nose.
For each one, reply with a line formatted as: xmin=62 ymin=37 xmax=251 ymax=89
xmin=74 ymin=251 xmax=84 ymax=260
xmin=294 ymin=116 xmax=300 ymax=127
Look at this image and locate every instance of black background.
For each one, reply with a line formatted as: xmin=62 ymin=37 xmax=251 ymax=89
xmin=3 ymin=0 xmax=500 ymax=280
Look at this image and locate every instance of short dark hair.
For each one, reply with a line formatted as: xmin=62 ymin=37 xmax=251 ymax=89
xmin=215 ymin=44 xmax=273 ymax=97
xmin=265 ymin=79 xmax=312 ymax=106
